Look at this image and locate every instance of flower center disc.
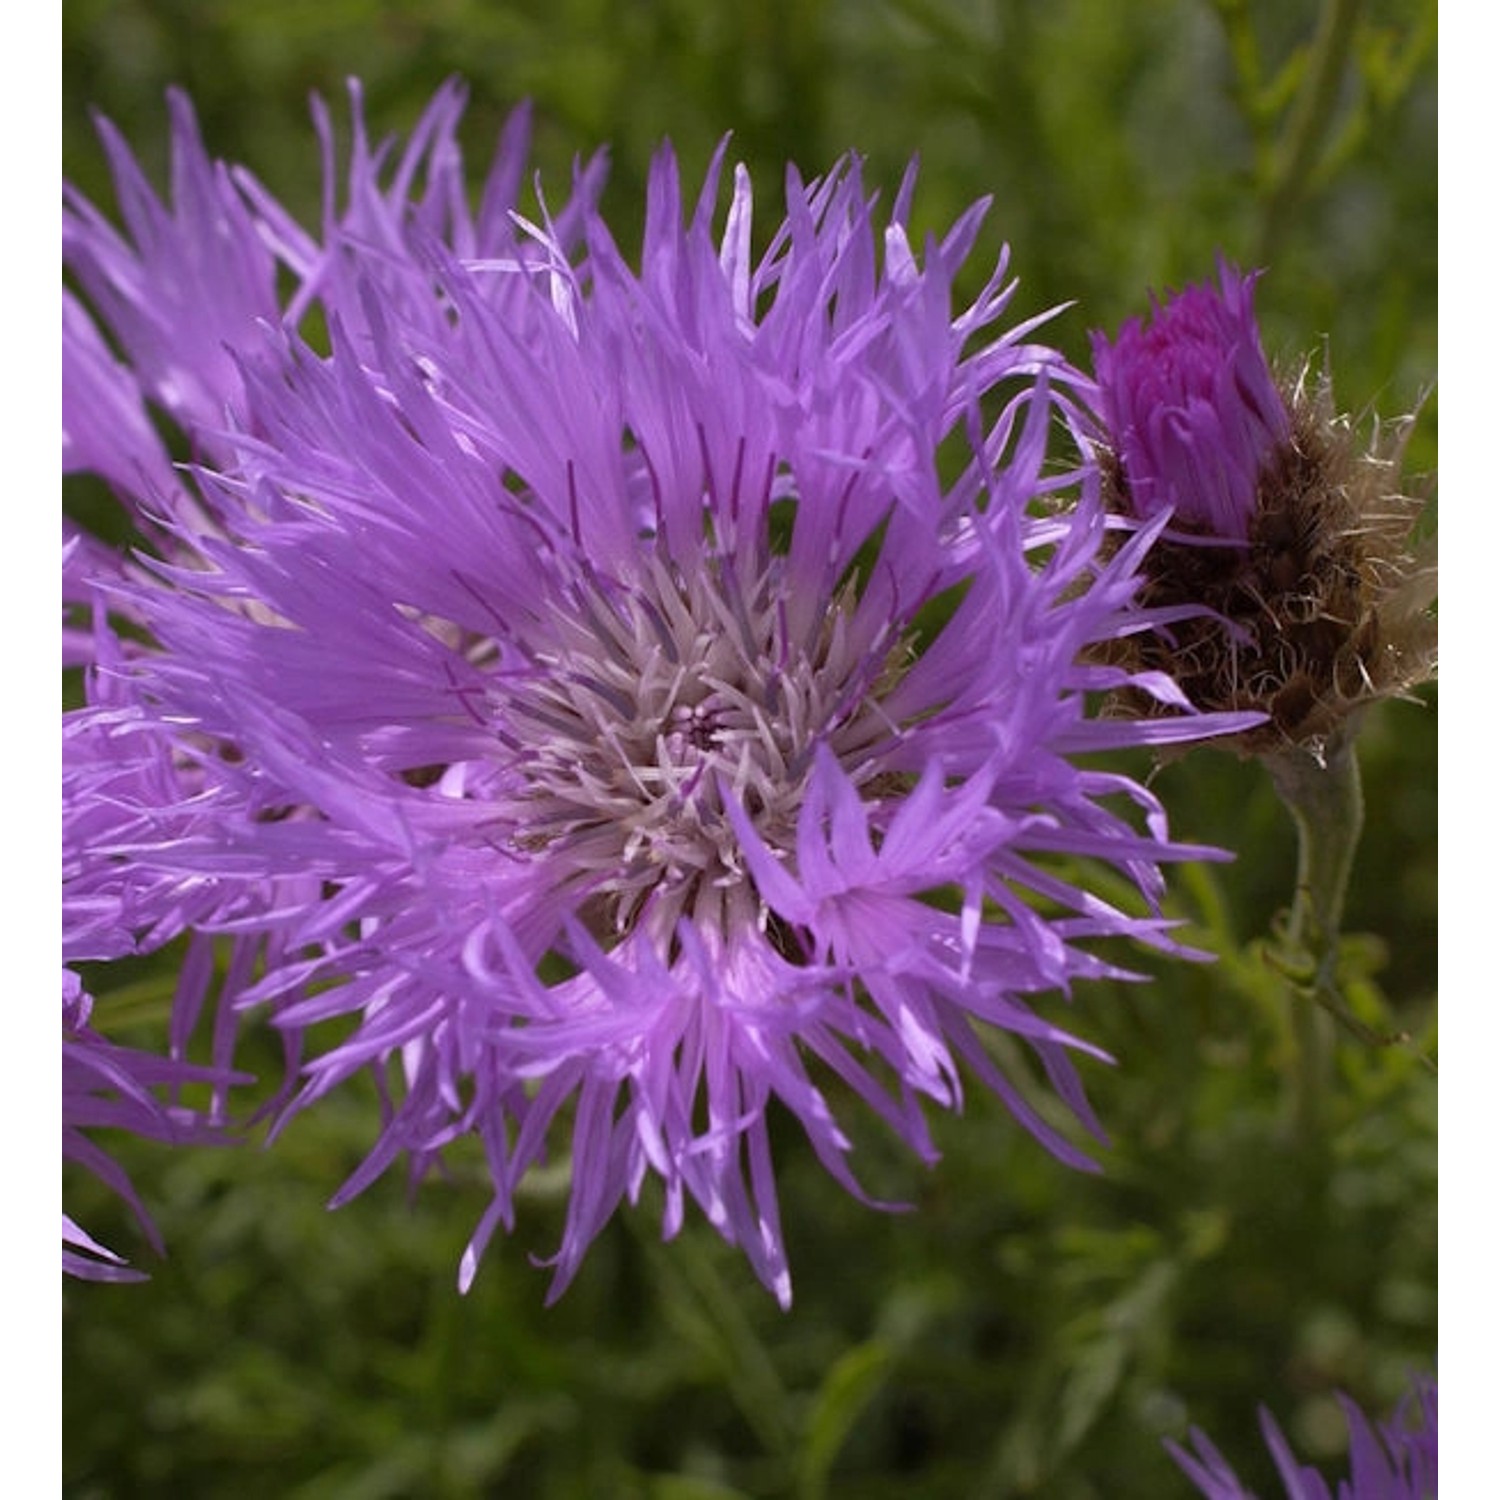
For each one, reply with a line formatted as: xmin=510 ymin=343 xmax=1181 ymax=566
xmin=500 ymin=554 xmax=896 ymax=948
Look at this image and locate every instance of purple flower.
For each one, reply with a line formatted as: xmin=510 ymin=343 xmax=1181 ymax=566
xmin=1166 ymin=1375 xmax=1438 ymax=1499
xmin=1090 ymin=259 xmax=1291 ymax=542
xmin=64 ymin=84 xmax=1257 ymax=1303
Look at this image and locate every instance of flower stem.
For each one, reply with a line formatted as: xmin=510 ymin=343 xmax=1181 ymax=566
xmin=1258 ymin=0 xmax=1364 ymax=260
xmin=1264 ymin=732 xmax=1363 ymax=1137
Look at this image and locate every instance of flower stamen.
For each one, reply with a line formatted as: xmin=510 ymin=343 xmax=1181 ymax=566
xmin=495 ymin=550 xmax=904 ymax=946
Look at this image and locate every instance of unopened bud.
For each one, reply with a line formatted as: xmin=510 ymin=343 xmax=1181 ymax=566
xmin=1090 ymin=259 xmax=1436 ymax=755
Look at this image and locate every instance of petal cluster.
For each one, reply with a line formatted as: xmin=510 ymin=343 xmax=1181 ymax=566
xmin=63 ymin=971 xmax=245 ymax=1282
xmin=63 ymin=83 xmax=1254 ymax=1301
xmin=1090 ymin=259 xmax=1290 ymax=542
xmin=1166 ymin=1375 xmax=1438 ymax=1500
xmin=62 ymin=616 xmax=271 ymax=1278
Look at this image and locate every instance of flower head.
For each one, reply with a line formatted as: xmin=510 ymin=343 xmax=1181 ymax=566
xmin=1091 ymin=259 xmax=1290 ymax=542
xmin=1166 ymin=1375 xmax=1438 ymax=1500
xmin=1090 ymin=259 xmax=1435 ymax=755
xmin=65 ymin=85 xmax=1256 ymax=1303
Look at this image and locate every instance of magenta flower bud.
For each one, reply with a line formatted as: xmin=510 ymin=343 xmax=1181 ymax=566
xmin=1090 ymin=259 xmax=1292 ymax=542
xmin=1088 ymin=259 xmax=1435 ymax=755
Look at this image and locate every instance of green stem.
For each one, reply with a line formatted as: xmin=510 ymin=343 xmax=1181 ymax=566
xmin=1258 ymin=0 xmax=1364 ymax=260
xmin=1267 ymin=734 xmax=1363 ymax=954
xmin=1264 ymin=732 xmax=1364 ymax=1136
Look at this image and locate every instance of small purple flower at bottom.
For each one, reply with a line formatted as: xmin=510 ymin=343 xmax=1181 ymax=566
xmin=1167 ymin=1376 xmax=1437 ymax=1499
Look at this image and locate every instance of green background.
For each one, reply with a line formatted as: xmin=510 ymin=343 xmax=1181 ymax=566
xmin=63 ymin=2 xmax=1437 ymax=1496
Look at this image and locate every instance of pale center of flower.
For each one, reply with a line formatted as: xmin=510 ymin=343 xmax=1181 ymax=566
xmin=499 ymin=554 xmax=901 ymax=949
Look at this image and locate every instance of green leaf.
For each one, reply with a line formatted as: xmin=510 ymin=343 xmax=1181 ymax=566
xmin=796 ymin=1339 xmax=895 ymax=1500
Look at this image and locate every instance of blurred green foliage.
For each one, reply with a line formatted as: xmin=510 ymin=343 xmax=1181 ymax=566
xmin=63 ymin=1 xmax=1436 ymax=1495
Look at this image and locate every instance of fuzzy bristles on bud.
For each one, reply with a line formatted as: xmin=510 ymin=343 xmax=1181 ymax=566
xmin=1091 ymin=264 xmax=1435 ymax=757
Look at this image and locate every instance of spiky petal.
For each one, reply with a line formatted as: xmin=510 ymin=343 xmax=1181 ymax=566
xmin=1166 ymin=1375 xmax=1438 ymax=1499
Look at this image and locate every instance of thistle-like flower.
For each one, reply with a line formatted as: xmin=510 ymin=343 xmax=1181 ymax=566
xmin=1090 ymin=259 xmax=1436 ymax=756
xmin=64 ymin=84 xmax=1257 ymax=1303
xmin=1166 ymin=1375 xmax=1438 ymax=1500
